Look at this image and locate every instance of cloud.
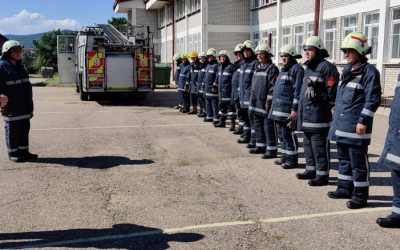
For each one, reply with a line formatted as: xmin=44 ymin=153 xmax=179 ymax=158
xmin=0 ymin=10 xmax=81 ymax=35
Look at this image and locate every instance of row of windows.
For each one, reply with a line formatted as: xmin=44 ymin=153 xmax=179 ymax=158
xmin=253 ymin=0 xmax=277 ymax=9
xmin=159 ymin=0 xmax=201 ymax=27
xmin=252 ymin=11 xmax=380 ymax=61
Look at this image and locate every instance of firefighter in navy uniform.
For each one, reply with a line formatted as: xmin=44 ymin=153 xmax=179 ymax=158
xmin=215 ymin=50 xmax=236 ymax=128
xmin=269 ymin=45 xmax=304 ymax=167
xmin=296 ymin=36 xmax=339 ymax=186
xmin=187 ymin=51 xmax=200 ymax=115
xmin=232 ymin=44 xmax=244 ymax=133
xmin=203 ymin=48 xmax=220 ymax=124
xmin=0 ymin=40 xmax=38 ymax=162
xmin=173 ymin=54 xmax=183 ymax=110
xmin=328 ymin=32 xmax=381 ymax=209
xmin=197 ymin=52 xmax=208 ymax=117
xmin=248 ymin=44 xmax=279 ymax=156
xmin=237 ymin=40 xmax=258 ymax=144
xmin=178 ymin=53 xmax=191 ymax=113
xmin=377 ymin=72 xmax=400 ymax=228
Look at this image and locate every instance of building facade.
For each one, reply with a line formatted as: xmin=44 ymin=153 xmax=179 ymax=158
xmin=114 ymin=0 xmax=400 ymax=93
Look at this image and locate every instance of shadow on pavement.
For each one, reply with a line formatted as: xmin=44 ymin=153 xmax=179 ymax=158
xmin=95 ymin=90 xmax=179 ymax=108
xmin=30 ymin=156 xmax=154 ymax=169
xmin=0 ymin=223 xmax=204 ymax=249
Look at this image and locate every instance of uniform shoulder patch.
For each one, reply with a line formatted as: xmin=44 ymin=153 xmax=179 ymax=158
xmin=327 ymin=76 xmax=336 ymax=87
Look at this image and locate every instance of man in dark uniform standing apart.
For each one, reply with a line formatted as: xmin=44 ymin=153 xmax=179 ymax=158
xmin=0 ymin=40 xmax=38 ymax=162
xmin=328 ymin=32 xmax=381 ymax=209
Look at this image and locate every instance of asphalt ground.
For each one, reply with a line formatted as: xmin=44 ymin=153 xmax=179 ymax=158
xmin=0 ymin=86 xmax=398 ymax=249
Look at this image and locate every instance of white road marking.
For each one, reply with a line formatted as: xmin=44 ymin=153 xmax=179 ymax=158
xmin=30 ymin=124 xmax=209 ymax=131
xmin=7 ymin=207 xmax=391 ymax=249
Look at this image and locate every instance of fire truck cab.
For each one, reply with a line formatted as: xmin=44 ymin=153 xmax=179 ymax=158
xmin=57 ymin=24 xmax=154 ymax=101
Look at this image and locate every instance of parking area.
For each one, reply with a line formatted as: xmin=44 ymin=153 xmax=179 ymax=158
xmin=0 ymin=86 xmax=398 ymax=249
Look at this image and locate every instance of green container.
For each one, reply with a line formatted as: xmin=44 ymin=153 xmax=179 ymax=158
xmin=154 ymin=63 xmax=172 ymax=87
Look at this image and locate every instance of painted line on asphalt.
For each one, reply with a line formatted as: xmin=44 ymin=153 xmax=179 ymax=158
xmin=8 ymin=207 xmax=391 ymax=249
xmin=30 ymin=124 xmax=209 ymax=131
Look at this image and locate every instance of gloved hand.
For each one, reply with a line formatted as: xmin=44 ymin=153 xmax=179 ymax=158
xmin=286 ymin=115 xmax=296 ymax=130
xmin=212 ymin=85 xmax=218 ymax=93
xmin=184 ymin=83 xmax=189 ymax=91
xmin=305 ymin=78 xmax=316 ymax=100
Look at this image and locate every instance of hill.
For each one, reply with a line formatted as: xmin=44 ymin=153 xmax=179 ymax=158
xmin=5 ymin=30 xmax=76 ymax=49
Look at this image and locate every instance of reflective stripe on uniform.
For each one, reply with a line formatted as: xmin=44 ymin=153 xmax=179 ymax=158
xmin=306 ymin=166 xmax=316 ymax=171
xmin=347 ymin=82 xmax=364 ymax=89
xmin=251 ymin=130 xmax=255 ymax=134
xmin=6 ymin=80 xmax=23 ymax=85
xmin=267 ymin=146 xmax=277 ymax=151
xmin=293 ymin=99 xmax=299 ymax=104
xmin=206 ymin=116 xmax=213 ymax=120
xmin=272 ymin=111 xmax=290 ymax=117
xmin=309 ymin=76 xmax=323 ymax=82
xmin=8 ymin=148 xmax=18 ymax=153
xmin=18 ymin=146 xmax=29 ymax=150
xmin=243 ymin=101 xmax=250 ymax=105
xmin=302 ymin=122 xmax=331 ymax=128
xmin=285 ymin=150 xmax=298 ymax=155
xmin=354 ymin=181 xmax=369 ymax=187
xmin=223 ymin=72 xmax=231 ymax=76
xmin=256 ymin=143 xmax=267 ymax=147
xmin=317 ymin=170 xmax=329 ymax=176
xmin=393 ymin=206 xmax=400 ymax=215
xmin=218 ymin=111 xmax=227 ymax=116
xmin=208 ymin=70 xmax=215 ymax=73
xmin=255 ymin=72 xmax=267 ymax=76
xmin=228 ymin=112 xmax=236 ymax=116
xmin=281 ymin=75 xmax=293 ymax=81
xmin=335 ymin=130 xmax=372 ymax=139
xmin=213 ymin=118 xmax=220 ymax=122
xmin=338 ymin=174 xmax=353 ymax=181
xmin=206 ymin=93 xmax=219 ymax=97
xmin=192 ymin=70 xmax=199 ymax=73
xmin=267 ymin=95 xmax=273 ymax=100
xmin=3 ymin=114 xmax=32 ymax=122
xmin=249 ymin=106 xmax=267 ymax=114
xmin=243 ymin=126 xmax=251 ymax=130
xmin=221 ymin=98 xmax=231 ymax=101
xmin=387 ymin=153 xmax=400 ymax=164
xmin=180 ymin=74 xmax=186 ymax=77
xmin=239 ymin=122 xmax=244 ymax=126
xmin=361 ymin=108 xmax=375 ymax=117
xmin=245 ymin=69 xmax=253 ymax=73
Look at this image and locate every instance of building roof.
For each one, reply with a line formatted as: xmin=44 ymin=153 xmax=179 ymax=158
xmin=0 ymin=34 xmax=8 ymax=42
xmin=113 ymin=0 xmax=133 ymax=10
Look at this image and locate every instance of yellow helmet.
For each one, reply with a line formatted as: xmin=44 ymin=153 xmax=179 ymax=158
xmin=341 ymin=31 xmax=371 ymax=56
xmin=182 ymin=53 xmax=189 ymax=60
xmin=189 ymin=51 xmax=198 ymax=58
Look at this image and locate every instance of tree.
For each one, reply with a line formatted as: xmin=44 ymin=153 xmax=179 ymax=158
xmin=22 ymin=53 xmax=35 ymax=74
xmin=108 ymin=17 xmax=128 ymax=31
xmin=32 ymin=29 xmax=77 ymax=72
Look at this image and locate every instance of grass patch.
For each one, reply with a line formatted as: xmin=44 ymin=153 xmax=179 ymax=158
xmin=33 ymin=74 xmax=75 ymax=87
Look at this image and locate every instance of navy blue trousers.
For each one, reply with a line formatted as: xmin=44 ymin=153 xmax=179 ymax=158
xmin=4 ymin=119 xmax=30 ymax=157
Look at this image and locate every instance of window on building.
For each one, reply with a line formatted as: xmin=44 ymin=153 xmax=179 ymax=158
xmin=261 ymin=30 xmax=269 ymax=45
xmin=282 ymin=26 xmax=291 ymax=45
xmin=253 ymin=32 xmax=259 ymax=47
xmin=167 ymin=40 xmax=172 ymax=62
xmin=188 ymin=35 xmax=193 ymax=53
xmin=159 ymin=7 xmax=165 ymax=27
xmin=166 ymin=4 xmax=173 ymax=24
xmin=324 ymin=19 xmax=337 ymax=60
xmin=177 ymin=0 xmax=185 ymax=19
xmin=363 ymin=12 xmax=379 ymax=60
xmin=180 ymin=37 xmax=185 ymax=54
xmin=253 ymin=0 xmax=276 ymax=7
xmin=190 ymin=0 xmax=200 ymax=13
xmin=390 ymin=8 xmax=400 ymax=59
xmin=197 ymin=32 xmax=202 ymax=52
xmin=271 ymin=29 xmax=277 ymax=55
xmin=341 ymin=16 xmax=357 ymax=60
xmin=293 ymin=25 xmax=303 ymax=56
xmin=307 ymin=22 xmax=314 ymax=37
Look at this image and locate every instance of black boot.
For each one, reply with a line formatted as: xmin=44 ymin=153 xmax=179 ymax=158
xmin=229 ymin=119 xmax=236 ymax=131
xmin=22 ymin=151 xmax=39 ymax=160
xmin=346 ymin=200 xmax=367 ymax=209
xmin=203 ymin=118 xmax=213 ymax=122
xmin=327 ymin=190 xmax=352 ymax=199
xmin=281 ymin=163 xmax=297 ymax=169
xmin=198 ymin=112 xmax=206 ymax=118
xmin=215 ymin=118 xmax=226 ymax=128
xmin=261 ymin=151 xmax=277 ymax=159
xmin=249 ymin=147 xmax=266 ymax=154
xmin=237 ymin=138 xmax=250 ymax=144
xmin=376 ymin=215 xmax=400 ymax=228
xmin=246 ymin=143 xmax=256 ymax=149
xmin=296 ymin=171 xmax=316 ymax=180
xmin=308 ymin=176 xmax=329 ymax=186
xmin=274 ymin=159 xmax=284 ymax=165
xmin=233 ymin=129 xmax=243 ymax=135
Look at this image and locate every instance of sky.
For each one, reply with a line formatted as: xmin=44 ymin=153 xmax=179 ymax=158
xmin=0 ymin=0 xmax=126 ymax=35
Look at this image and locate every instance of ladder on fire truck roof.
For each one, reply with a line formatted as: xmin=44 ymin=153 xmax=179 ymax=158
xmin=96 ymin=24 xmax=130 ymax=44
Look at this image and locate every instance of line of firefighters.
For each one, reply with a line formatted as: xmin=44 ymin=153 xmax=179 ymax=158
xmin=172 ymin=31 xmax=400 ymax=228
